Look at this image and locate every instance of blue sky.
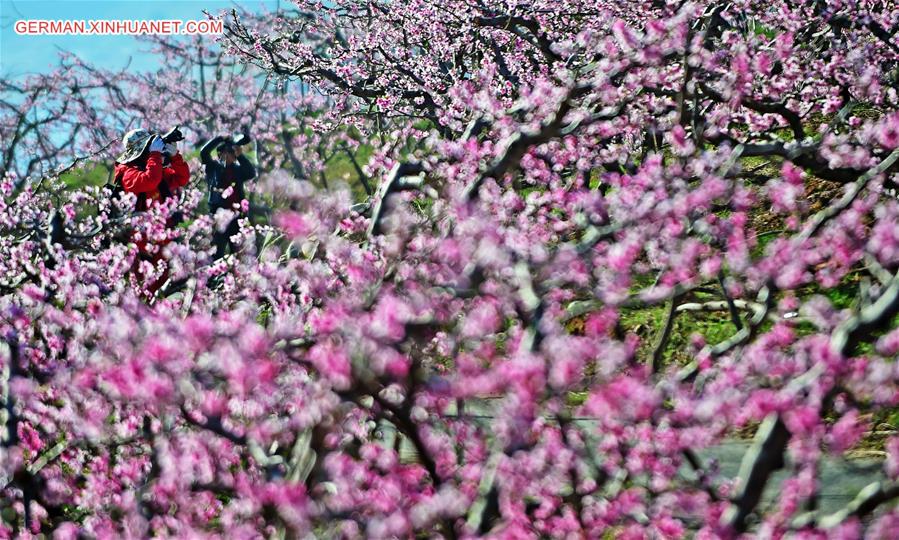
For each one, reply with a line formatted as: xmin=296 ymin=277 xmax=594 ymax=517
xmin=0 ymin=0 xmax=279 ymax=77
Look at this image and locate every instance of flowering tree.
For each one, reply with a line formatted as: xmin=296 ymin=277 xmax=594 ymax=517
xmin=4 ymin=0 xmax=899 ymax=537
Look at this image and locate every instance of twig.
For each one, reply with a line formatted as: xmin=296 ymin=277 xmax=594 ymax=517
xmin=674 ymin=299 xmax=764 ymax=317
xmin=814 ymin=481 xmax=899 ymax=528
xmin=367 ymin=161 xmax=425 ymax=237
xmin=28 ymin=139 xmax=116 ymax=196
xmin=718 ymin=271 xmax=744 ymax=331
xmin=721 ymin=414 xmax=790 ymax=532
xmin=797 ymin=147 xmax=899 ymax=243
xmin=652 ymin=293 xmax=681 ymax=373
xmin=463 ymin=83 xmax=593 ymax=201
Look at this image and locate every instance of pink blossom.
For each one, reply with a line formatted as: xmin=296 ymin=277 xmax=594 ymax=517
xmin=827 ymin=410 xmax=866 ymax=454
xmin=275 ymin=210 xmax=313 ymax=239
xmin=876 ymin=114 xmax=899 ymax=149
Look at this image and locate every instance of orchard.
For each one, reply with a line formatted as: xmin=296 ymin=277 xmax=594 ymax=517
xmin=2 ymin=1 xmax=899 ymax=537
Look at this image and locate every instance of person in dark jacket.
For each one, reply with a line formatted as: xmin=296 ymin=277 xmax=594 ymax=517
xmin=201 ymin=134 xmax=256 ymax=259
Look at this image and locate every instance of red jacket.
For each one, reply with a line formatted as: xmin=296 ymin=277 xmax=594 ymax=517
xmin=115 ymin=151 xmax=190 ymax=208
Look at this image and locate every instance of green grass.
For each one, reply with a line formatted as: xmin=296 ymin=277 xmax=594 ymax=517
xmin=324 ymin=144 xmax=374 ymax=200
xmin=618 ymin=302 xmax=739 ymax=366
xmin=59 ymin=164 xmax=111 ymax=189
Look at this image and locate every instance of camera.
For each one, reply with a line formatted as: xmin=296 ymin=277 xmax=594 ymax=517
xmin=216 ymin=132 xmax=251 ymax=154
xmin=156 ymin=126 xmax=185 ymax=167
xmin=231 ymin=132 xmax=251 ymax=146
xmin=160 ymin=125 xmax=185 ymax=144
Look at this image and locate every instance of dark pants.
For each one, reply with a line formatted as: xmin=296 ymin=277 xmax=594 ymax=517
xmin=213 ymin=215 xmax=241 ymax=259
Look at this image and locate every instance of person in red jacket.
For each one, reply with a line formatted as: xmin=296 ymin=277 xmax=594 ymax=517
xmin=114 ymin=128 xmax=190 ymax=210
xmin=114 ymin=128 xmax=191 ymax=298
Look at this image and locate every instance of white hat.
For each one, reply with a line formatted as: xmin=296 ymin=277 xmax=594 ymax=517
xmin=116 ymin=128 xmax=154 ymax=163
